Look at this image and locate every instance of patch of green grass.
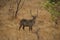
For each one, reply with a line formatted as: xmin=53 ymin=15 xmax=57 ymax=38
xmin=43 ymin=1 xmax=60 ymax=21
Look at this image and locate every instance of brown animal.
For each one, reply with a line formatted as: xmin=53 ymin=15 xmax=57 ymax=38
xmin=19 ymin=9 xmax=38 ymax=31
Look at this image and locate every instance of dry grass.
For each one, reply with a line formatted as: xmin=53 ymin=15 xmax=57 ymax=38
xmin=0 ymin=0 xmax=60 ymax=40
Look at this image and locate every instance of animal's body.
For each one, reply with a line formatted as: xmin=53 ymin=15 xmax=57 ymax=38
xmin=20 ymin=19 xmax=35 ymax=26
xmin=19 ymin=18 xmax=35 ymax=31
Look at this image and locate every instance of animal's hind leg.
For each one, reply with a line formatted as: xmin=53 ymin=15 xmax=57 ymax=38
xmin=19 ymin=24 xmax=22 ymax=30
xmin=29 ymin=26 xmax=32 ymax=31
xmin=23 ymin=25 xmax=25 ymax=30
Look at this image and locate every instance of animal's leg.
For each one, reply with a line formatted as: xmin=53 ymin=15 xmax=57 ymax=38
xmin=30 ymin=27 xmax=32 ymax=31
xmin=23 ymin=25 xmax=25 ymax=30
xmin=29 ymin=26 xmax=32 ymax=31
xmin=19 ymin=24 xmax=22 ymax=30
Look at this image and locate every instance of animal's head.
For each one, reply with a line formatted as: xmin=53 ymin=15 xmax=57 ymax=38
xmin=30 ymin=9 xmax=38 ymax=20
xmin=32 ymin=16 xmax=37 ymax=20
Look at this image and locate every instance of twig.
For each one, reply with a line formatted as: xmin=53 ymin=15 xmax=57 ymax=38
xmin=32 ymin=28 xmax=40 ymax=40
xmin=15 ymin=0 xmax=25 ymax=18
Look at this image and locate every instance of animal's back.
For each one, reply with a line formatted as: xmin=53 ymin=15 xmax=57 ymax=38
xmin=20 ymin=19 xmax=35 ymax=26
xmin=20 ymin=19 xmax=28 ymax=25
